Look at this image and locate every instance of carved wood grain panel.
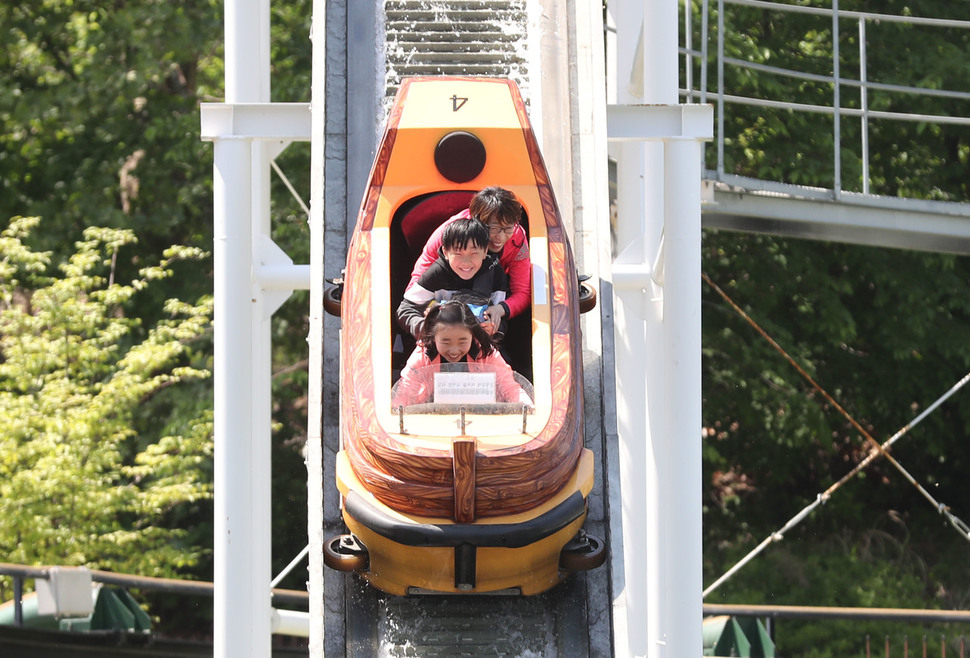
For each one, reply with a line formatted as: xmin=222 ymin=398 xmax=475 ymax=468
xmin=452 ymin=438 xmax=477 ymax=523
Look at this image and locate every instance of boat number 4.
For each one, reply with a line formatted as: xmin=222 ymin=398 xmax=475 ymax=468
xmin=450 ymin=95 xmax=468 ymax=112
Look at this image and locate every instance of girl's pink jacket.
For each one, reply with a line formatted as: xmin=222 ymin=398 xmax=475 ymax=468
xmin=392 ymin=347 xmax=533 ymax=408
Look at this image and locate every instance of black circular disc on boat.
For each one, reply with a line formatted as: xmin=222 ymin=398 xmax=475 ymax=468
xmin=434 ymin=131 xmax=486 ymax=183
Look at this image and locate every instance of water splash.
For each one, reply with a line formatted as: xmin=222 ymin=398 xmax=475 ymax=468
xmin=378 ymin=590 xmax=558 ymax=656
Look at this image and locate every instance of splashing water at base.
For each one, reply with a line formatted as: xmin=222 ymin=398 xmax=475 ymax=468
xmin=378 ymin=591 xmax=558 ymax=657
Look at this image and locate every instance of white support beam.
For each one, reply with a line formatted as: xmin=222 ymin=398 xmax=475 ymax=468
xmin=609 ymin=99 xmax=712 ymax=658
xmin=306 ymin=0 xmax=327 ymax=655
xmin=607 ymin=103 xmax=714 ymax=141
xmin=256 ymin=264 xmax=312 ymax=291
xmin=201 ymin=103 xmax=312 ymax=141
xmin=608 ymin=5 xmax=712 ymax=655
xmin=212 ymin=136 xmax=267 ymax=658
xmin=271 ymin=608 xmax=311 ymax=638
xmin=661 ymin=137 xmax=704 ymax=658
xmin=610 ymin=5 xmax=653 ymax=654
xmin=211 ymin=1 xmax=302 ymax=655
xmin=704 ymin=179 xmax=970 ymax=255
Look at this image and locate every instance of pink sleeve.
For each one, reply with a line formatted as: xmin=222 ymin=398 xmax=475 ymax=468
xmin=392 ymin=348 xmax=433 ymax=407
xmin=407 ymin=210 xmax=469 ymax=288
xmin=499 ymin=225 xmax=532 ymax=318
xmin=482 ymin=352 xmax=532 ymax=406
xmin=408 ymin=228 xmax=444 ymax=290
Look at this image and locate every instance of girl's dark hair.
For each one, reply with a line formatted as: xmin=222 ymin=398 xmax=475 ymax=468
xmin=420 ymin=301 xmax=495 ymax=360
xmin=441 ymin=217 xmax=489 ymax=252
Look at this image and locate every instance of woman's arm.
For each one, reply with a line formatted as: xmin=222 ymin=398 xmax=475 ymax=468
xmin=499 ymin=226 xmax=531 ymax=318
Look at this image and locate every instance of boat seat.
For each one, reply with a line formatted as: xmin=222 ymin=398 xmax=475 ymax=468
xmin=399 ymin=190 xmax=476 ymax=255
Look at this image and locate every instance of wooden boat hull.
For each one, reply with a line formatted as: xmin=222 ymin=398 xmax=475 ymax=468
xmin=326 ymin=76 xmax=605 ymax=595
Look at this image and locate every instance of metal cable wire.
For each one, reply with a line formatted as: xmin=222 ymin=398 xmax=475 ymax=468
xmin=702 ymin=272 xmax=970 ymax=598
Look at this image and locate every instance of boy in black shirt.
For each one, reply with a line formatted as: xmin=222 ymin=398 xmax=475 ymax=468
xmin=397 ymin=217 xmax=509 ymax=339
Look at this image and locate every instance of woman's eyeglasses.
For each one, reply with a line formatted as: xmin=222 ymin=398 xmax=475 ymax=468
xmin=487 ymin=224 xmax=515 ymax=236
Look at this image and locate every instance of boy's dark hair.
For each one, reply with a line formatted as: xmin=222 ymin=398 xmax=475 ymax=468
xmin=420 ymin=301 xmax=495 ymax=359
xmin=441 ymin=217 xmax=489 ymax=252
xmin=469 ymin=186 xmax=522 ymax=226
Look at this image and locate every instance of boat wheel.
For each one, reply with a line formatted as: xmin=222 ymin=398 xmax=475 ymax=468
xmin=323 ymin=534 xmax=369 ymax=572
xmin=323 ymin=276 xmax=343 ymax=317
xmin=560 ymin=530 xmax=607 ymax=571
xmin=578 ymin=275 xmax=597 ymax=314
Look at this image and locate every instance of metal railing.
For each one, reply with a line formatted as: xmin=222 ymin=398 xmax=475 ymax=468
xmin=705 ymin=603 xmax=970 ymax=657
xmin=866 ymin=634 xmax=967 ymax=658
xmin=0 ymin=562 xmax=307 ymax=627
xmin=681 ymin=0 xmax=970 ymax=202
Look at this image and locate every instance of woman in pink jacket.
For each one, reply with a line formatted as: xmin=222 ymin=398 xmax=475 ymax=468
xmin=407 ymin=187 xmax=531 ymax=334
xmin=392 ymin=300 xmax=533 ymax=408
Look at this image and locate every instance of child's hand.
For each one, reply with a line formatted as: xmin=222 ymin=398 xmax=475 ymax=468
xmin=484 ymin=305 xmax=506 ymax=330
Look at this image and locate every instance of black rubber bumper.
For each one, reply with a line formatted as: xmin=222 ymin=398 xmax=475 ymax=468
xmin=345 ymin=490 xmax=587 ymax=549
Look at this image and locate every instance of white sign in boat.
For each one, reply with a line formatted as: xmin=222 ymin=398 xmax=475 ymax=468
xmin=433 ymin=372 xmax=497 ymax=404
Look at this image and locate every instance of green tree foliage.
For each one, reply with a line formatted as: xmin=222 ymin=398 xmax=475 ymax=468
xmin=707 ymin=529 xmax=963 ymax=658
xmin=701 ymin=232 xmax=970 ymax=630
xmin=0 ymin=0 xmax=311 ymax=263
xmin=0 ymin=217 xmax=213 ymax=584
xmin=0 ymin=0 xmax=223 ymax=309
xmin=0 ymin=0 xmax=315 ymax=605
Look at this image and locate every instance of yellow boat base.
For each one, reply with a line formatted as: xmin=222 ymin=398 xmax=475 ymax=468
xmin=329 ymin=449 xmax=602 ymax=596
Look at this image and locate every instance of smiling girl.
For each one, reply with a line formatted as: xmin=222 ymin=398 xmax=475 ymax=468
xmin=392 ymin=301 xmax=532 ymax=408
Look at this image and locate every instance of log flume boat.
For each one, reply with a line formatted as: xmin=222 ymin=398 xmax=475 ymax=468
xmin=323 ymin=76 xmax=605 ymax=595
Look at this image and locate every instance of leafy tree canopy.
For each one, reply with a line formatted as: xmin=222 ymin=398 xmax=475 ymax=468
xmin=701 ymin=231 xmax=970 ymax=620
xmin=0 ymin=0 xmax=314 ymax=618
xmin=0 ymin=216 xmax=213 ymax=584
